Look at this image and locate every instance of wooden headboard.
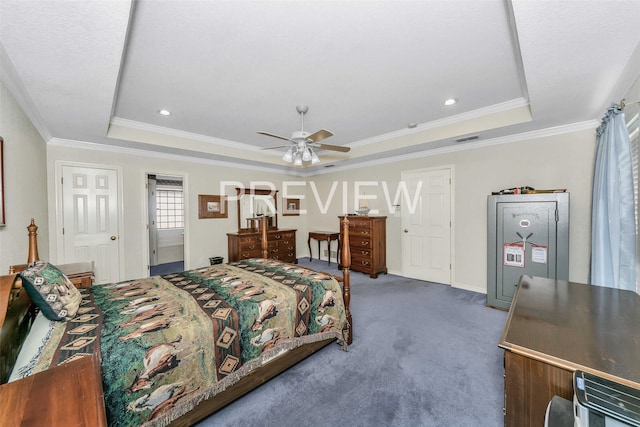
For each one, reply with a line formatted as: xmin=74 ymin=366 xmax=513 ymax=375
xmin=0 ymin=219 xmax=40 ymax=383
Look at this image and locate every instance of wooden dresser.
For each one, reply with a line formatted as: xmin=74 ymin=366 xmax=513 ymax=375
xmin=339 ymin=216 xmax=387 ymax=278
xmin=227 ymin=229 xmax=297 ymax=263
xmin=499 ymin=275 xmax=640 ymax=426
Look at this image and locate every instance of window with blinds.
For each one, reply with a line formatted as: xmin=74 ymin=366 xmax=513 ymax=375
xmin=626 ymin=104 xmax=639 ymax=292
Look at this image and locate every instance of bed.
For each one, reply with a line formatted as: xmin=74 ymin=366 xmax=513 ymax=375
xmin=0 ymin=217 xmax=352 ymax=426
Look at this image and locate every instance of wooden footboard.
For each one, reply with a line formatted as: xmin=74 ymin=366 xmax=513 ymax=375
xmin=258 ymin=216 xmax=352 ymax=344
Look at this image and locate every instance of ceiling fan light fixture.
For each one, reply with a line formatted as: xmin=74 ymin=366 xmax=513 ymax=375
xmin=282 ymin=147 xmax=294 ymax=162
xmin=258 ymin=106 xmax=349 ymax=166
xmin=302 ymin=147 xmax=312 ymax=162
xmin=310 ymin=150 xmax=320 ymax=164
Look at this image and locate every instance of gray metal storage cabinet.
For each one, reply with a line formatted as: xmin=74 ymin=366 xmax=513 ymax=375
xmin=487 ymin=192 xmax=569 ymax=310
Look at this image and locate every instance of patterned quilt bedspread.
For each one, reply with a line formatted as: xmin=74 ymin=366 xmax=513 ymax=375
xmin=16 ymin=259 xmax=347 ymax=426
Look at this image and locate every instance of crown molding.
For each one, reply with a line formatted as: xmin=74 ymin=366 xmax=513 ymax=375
xmin=348 ymin=97 xmax=531 ymax=149
xmin=0 ymin=42 xmax=52 ymax=142
xmin=47 ymin=137 xmax=308 ymax=176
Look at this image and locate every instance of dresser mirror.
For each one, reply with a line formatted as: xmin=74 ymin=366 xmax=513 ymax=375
xmin=237 ymin=188 xmax=278 ymax=232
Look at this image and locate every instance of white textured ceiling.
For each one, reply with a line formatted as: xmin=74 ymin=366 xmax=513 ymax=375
xmin=1 ymin=0 xmax=640 ymax=174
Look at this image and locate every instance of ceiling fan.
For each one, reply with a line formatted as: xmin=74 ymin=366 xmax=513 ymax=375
xmin=258 ymin=105 xmax=350 ymax=165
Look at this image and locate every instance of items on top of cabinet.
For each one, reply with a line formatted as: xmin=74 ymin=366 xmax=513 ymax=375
xmin=491 ymin=186 xmax=567 ymax=195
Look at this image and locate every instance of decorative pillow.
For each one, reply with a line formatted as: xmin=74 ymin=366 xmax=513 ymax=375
xmin=19 ymin=261 xmax=82 ymax=321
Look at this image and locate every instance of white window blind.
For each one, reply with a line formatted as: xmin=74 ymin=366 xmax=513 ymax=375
xmin=626 ymin=107 xmax=639 ymax=292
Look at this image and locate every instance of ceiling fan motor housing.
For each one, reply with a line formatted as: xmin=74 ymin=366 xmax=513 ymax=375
xmin=292 ymin=130 xmax=311 ymax=141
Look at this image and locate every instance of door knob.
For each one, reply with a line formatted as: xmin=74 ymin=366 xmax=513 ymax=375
xmin=404 ymin=229 xmax=408 ymax=233
xmin=110 ymin=236 xmax=117 ymax=240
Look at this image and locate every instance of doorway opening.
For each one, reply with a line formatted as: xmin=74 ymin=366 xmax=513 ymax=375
xmin=147 ymin=174 xmax=185 ymax=276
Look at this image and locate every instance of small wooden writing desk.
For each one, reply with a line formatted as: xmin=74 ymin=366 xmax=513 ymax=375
xmin=308 ymin=231 xmax=340 ymax=265
xmin=498 ymin=275 xmax=640 ymax=426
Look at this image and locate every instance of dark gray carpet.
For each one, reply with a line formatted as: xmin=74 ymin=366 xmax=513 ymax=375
xmin=196 ymin=259 xmax=508 ymax=427
xmin=150 ymin=261 xmax=184 ymax=276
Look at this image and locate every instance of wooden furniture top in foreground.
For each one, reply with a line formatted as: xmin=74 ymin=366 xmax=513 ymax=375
xmin=0 ymin=353 xmax=107 ymax=426
xmin=499 ymin=275 xmax=640 ymax=389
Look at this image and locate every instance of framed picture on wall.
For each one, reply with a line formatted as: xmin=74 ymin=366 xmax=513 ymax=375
xmin=283 ymin=198 xmax=300 ymax=216
xmin=198 ymin=195 xmax=227 ymax=219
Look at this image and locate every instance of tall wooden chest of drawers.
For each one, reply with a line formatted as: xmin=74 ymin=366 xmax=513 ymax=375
xmin=339 ymin=216 xmax=387 ymax=278
xmin=227 ymin=229 xmax=297 ymax=264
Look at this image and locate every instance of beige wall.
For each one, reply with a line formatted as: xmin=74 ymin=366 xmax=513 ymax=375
xmin=0 ymin=80 xmax=49 ymax=273
xmin=309 ymin=129 xmax=596 ymax=292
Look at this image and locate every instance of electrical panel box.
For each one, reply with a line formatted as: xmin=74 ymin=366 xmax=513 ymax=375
xmin=487 ymin=193 xmax=569 ymax=310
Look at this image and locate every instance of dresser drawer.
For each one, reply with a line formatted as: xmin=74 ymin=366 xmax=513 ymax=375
xmin=349 ymin=227 xmax=372 ymax=237
xmin=274 ymin=252 xmax=296 ymax=263
xmin=239 ymin=249 xmax=262 ymax=260
xmin=351 ymin=255 xmax=373 ymax=272
xmin=350 ymin=219 xmax=372 ymax=229
xmin=351 ymin=248 xmax=372 ymax=259
xmin=270 ymin=232 xmax=285 ymax=241
xmin=350 ymin=237 xmax=372 ymax=249
xmin=239 ymin=236 xmax=259 ymax=245
xmin=239 ymin=240 xmax=260 ymax=251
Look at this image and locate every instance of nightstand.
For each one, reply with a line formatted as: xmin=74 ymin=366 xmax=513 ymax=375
xmin=9 ymin=261 xmax=95 ymax=288
xmin=58 ymin=262 xmax=95 ymax=288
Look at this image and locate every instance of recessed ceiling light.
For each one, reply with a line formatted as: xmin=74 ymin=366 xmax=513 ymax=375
xmin=157 ymin=109 xmax=172 ymax=116
xmin=443 ymin=98 xmax=458 ymax=106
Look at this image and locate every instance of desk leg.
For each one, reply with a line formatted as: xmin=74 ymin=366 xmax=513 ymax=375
xmin=326 ymin=238 xmax=331 ymax=265
xmin=308 ymin=235 xmax=312 ymax=261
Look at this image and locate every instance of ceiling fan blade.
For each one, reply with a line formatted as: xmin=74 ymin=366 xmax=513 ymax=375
xmin=306 ymin=129 xmax=333 ymax=143
xmin=311 ymin=142 xmax=350 ymax=153
xmin=257 ymin=131 xmax=291 ymax=142
xmin=260 ymin=145 xmax=290 ymax=150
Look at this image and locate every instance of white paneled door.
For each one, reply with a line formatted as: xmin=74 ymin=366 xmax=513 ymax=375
xmin=62 ymin=165 xmax=121 ymax=284
xmin=401 ymin=168 xmax=452 ymax=284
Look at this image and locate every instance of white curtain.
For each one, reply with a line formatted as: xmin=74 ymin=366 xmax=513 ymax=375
xmin=591 ymin=104 xmax=637 ymax=291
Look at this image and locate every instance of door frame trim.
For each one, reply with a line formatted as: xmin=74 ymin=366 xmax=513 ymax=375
xmin=53 ymin=160 xmax=125 ymax=281
xmin=141 ymin=170 xmax=189 ymax=277
xmin=400 ymin=165 xmax=455 ymax=286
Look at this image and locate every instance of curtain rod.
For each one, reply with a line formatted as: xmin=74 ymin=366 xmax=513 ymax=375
xmin=619 ymin=98 xmax=640 ymax=109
